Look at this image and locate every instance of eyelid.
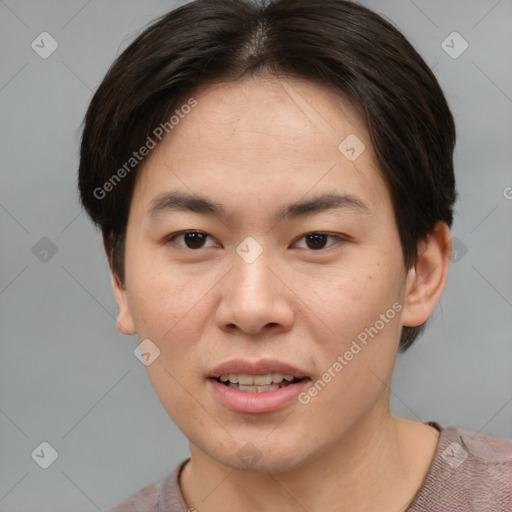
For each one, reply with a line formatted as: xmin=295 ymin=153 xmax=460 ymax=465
xmin=292 ymin=232 xmax=345 ymax=250
xmin=166 ymin=230 xmax=219 ymax=248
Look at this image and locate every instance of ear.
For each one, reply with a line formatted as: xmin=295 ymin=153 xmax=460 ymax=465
xmin=401 ymin=221 xmax=452 ymax=328
xmin=103 ymin=234 xmax=136 ymax=336
xmin=110 ymin=271 xmax=137 ymax=336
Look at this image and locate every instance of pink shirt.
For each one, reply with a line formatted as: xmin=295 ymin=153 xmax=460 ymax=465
xmin=106 ymin=422 xmax=512 ymax=511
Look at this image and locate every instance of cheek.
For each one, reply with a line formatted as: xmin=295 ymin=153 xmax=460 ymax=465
xmin=128 ymin=265 xmax=218 ymax=403
xmin=144 ymin=361 xmax=210 ymax=441
xmin=298 ymin=272 xmax=402 ymax=434
xmin=305 ymin=263 xmax=403 ymax=413
xmin=311 ymin=259 xmax=401 ymax=339
xmin=133 ymin=270 xmax=211 ymax=424
xmin=126 ymin=250 xmax=200 ymax=334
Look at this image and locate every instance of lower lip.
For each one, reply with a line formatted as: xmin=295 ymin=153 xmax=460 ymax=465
xmin=208 ymin=378 xmax=310 ymax=414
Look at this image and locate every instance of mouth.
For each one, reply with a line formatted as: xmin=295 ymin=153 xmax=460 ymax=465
xmin=207 ymin=359 xmax=311 ymax=414
xmin=215 ymin=373 xmax=302 ymax=393
xmin=215 ymin=373 xmax=303 ymax=392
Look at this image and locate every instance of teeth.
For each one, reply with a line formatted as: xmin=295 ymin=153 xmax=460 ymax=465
xmin=218 ymin=373 xmax=295 ymax=385
xmin=235 ymin=383 xmax=280 ymax=392
xmin=238 ymin=374 xmax=254 ymax=385
xmin=253 ymin=374 xmax=273 ymax=385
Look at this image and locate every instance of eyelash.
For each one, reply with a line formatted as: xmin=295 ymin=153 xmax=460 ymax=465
xmin=165 ymin=230 xmax=345 ymax=251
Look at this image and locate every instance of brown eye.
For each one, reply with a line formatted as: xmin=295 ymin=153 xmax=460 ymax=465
xmin=295 ymin=232 xmax=342 ymax=250
xmin=168 ymin=231 xmax=215 ymax=249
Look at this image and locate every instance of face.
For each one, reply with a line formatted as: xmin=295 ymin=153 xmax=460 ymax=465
xmin=113 ymin=76 xmax=418 ymax=473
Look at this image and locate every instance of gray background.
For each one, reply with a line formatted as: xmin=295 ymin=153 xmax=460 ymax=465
xmin=1 ymin=0 xmax=511 ymax=510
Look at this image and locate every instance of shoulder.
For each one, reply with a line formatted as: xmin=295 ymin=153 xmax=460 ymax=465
xmin=455 ymin=424 xmax=512 ymax=463
xmin=408 ymin=422 xmax=512 ymax=511
xmin=104 ymin=480 xmax=163 ymax=512
xmin=104 ymin=459 xmax=190 ymax=512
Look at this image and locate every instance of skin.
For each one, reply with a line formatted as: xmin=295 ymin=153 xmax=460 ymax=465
xmin=110 ymin=75 xmax=452 ymax=512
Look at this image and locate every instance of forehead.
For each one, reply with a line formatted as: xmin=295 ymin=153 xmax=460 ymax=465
xmin=131 ymin=75 xmax=389 ymax=219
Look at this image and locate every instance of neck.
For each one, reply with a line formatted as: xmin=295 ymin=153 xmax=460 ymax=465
xmin=180 ymin=412 xmax=439 ymax=512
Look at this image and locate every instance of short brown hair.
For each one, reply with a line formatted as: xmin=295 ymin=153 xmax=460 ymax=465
xmin=77 ymin=0 xmax=457 ymax=352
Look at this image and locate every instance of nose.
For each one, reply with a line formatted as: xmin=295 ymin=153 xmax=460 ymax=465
xmin=215 ymin=249 xmax=295 ymax=336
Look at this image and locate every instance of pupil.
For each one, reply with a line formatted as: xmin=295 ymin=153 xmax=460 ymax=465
xmin=182 ymin=233 xmax=328 ymax=250
xmin=184 ymin=232 xmax=206 ymax=249
xmin=306 ymin=233 xmax=327 ymax=250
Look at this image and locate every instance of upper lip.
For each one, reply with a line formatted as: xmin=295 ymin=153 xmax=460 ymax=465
xmin=209 ymin=359 xmax=310 ymax=379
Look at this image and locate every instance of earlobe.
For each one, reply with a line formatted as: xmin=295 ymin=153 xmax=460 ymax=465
xmin=110 ymin=272 xmax=137 ymax=336
xmin=401 ymin=222 xmax=452 ymax=328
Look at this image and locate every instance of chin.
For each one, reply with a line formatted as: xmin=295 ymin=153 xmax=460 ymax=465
xmin=207 ymin=440 xmax=313 ymax=475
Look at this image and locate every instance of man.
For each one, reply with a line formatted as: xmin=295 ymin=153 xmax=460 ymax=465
xmin=78 ymin=1 xmax=512 ymax=510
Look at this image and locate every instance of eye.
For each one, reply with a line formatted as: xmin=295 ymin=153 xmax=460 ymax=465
xmin=166 ymin=231 xmax=344 ymax=251
xmin=294 ymin=232 xmax=343 ymax=250
xmin=166 ymin=231 xmax=218 ymax=250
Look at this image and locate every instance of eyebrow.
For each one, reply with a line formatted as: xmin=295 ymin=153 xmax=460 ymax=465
xmin=147 ymin=190 xmax=371 ymax=222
